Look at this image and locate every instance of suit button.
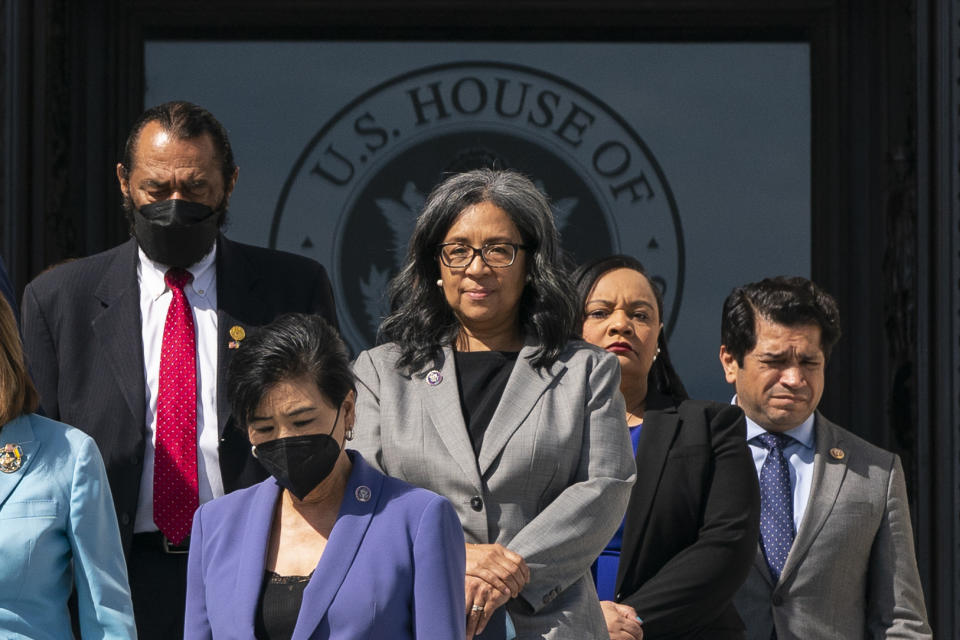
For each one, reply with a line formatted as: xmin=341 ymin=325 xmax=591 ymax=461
xmin=772 ymin=594 xmax=783 ymax=606
xmin=119 ymin=513 xmax=130 ymax=526
xmin=470 ymin=496 xmax=483 ymax=512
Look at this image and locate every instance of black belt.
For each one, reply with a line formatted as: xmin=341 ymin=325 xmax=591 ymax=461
xmin=133 ymin=531 xmax=191 ymax=555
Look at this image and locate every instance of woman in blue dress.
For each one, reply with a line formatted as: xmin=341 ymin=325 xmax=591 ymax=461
xmin=0 ymin=296 xmax=136 ymax=639
xmin=575 ymin=256 xmax=760 ymax=640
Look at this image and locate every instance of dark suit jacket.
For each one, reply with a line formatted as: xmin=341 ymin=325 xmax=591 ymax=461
xmin=20 ymin=235 xmax=337 ymax=547
xmin=614 ymin=397 xmax=760 ymax=639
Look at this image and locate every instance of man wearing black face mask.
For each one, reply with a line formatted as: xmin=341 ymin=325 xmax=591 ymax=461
xmin=20 ymin=101 xmax=338 ymax=640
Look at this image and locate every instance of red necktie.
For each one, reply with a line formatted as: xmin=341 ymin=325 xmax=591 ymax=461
xmin=153 ymin=268 xmax=199 ymax=544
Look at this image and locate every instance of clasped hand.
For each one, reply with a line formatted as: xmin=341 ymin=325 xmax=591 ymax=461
xmin=464 ymin=543 xmax=529 ymax=637
xmin=601 ymin=600 xmax=644 ymax=640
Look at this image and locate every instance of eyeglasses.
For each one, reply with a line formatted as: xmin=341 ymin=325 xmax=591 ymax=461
xmin=437 ymin=242 xmax=527 ymax=268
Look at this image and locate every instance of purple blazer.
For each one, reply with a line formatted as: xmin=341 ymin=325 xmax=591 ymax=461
xmin=185 ymin=451 xmax=466 ymax=640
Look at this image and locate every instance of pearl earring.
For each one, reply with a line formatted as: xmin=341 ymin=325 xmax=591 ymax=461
xmin=436 ymin=279 xmax=443 ymax=287
xmin=652 ymin=346 xmax=661 ymax=363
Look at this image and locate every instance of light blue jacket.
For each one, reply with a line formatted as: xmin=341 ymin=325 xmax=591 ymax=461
xmin=0 ymin=413 xmax=136 ymax=639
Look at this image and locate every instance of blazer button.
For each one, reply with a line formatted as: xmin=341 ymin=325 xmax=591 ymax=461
xmin=470 ymin=496 xmax=484 ymax=512
xmin=772 ymin=593 xmax=784 ymax=606
xmin=119 ymin=513 xmax=130 ymax=526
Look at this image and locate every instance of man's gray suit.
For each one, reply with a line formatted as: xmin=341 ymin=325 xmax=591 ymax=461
xmin=351 ymin=339 xmax=636 ymax=639
xmin=733 ymin=413 xmax=931 ymax=639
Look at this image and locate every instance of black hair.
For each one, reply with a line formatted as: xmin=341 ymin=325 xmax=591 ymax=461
xmin=720 ymin=275 xmax=842 ymax=365
xmin=572 ymin=254 xmax=688 ymax=404
xmin=378 ymin=168 xmax=577 ymax=374
xmin=119 ymin=101 xmax=236 ymax=190
xmin=0 ymin=296 xmax=39 ymax=425
xmin=227 ymin=314 xmax=355 ymax=428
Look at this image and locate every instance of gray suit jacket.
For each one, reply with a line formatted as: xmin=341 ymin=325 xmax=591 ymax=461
xmin=350 ymin=339 xmax=636 ymax=639
xmin=733 ymin=413 xmax=931 ymax=639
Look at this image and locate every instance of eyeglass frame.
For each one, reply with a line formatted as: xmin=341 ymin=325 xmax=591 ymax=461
xmin=436 ymin=242 xmax=528 ymax=268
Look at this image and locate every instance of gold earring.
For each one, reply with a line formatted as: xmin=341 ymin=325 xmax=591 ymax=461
xmin=250 ymin=445 xmax=258 ymax=459
xmin=345 ymin=427 xmax=355 ymax=441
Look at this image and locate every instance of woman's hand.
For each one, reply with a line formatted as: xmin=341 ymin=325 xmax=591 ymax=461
xmin=465 ymin=543 xmax=530 ymax=598
xmin=601 ymin=600 xmax=644 ymax=640
xmin=465 ymin=575 xmax=509 ymax=637
xmin=464 ymin=544 xmax=529 ymax=637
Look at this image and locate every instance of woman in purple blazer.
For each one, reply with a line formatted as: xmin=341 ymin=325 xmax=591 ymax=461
xmin=184 ymin=314 xmax=466 ymax=640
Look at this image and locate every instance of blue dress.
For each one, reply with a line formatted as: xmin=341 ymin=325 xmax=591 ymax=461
xmin=593 ymin=423 xmax=643 ymax=601
xmin=0 ymin=413 xmax=135 ymax=639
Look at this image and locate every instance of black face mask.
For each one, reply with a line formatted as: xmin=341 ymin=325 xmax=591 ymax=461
xmin=132 ymin=199 xmax=221 ymax=268
xmin=252 ymin=408 xmax=344 ymax=500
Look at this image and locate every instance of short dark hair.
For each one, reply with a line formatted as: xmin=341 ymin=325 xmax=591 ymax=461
xmin=227 ymin=314 xmax=355 ymax=429
xmin=572 ymin=254 xmax=688 ymax=404
xmin=721 ymin=276 xmax=842 ymax=365
xmin=378 ymin=168 xmax=577 ymax=373
xmin=0 ymin=296 xmax=39 ymax=425
xmin=119 ymin=101 xmax=236 ymax=189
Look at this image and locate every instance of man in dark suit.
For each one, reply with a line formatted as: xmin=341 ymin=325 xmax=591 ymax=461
xmin=718 ymin=276 xmax=930 ymax=639
xmin=21 ymin=101 xmax=337 ymax=640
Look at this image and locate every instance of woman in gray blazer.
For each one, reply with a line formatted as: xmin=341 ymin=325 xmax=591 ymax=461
xmin=351 ymin=169 xmax=636 ymax=640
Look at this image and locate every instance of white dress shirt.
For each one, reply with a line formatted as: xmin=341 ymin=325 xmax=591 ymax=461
xmin=134 ymin=247 xmax=224 ymax=533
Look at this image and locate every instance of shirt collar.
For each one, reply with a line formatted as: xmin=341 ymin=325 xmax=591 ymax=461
xmin=137 ymin=243 xmax=217 ymax=301
xmin=731 ymin=395 xmax=816 ymax=448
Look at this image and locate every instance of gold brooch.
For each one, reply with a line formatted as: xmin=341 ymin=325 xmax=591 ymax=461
xmin=228 ymin=325 xmax=246 ymax=349
xmin=829 ymin=447 xmax=845 ymax=460
xmin=0 ymin=443 xmax=23 ymax=473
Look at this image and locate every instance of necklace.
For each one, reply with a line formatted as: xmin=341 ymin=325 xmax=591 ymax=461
xmin=625 ymin=403 xmax=645 ymax=426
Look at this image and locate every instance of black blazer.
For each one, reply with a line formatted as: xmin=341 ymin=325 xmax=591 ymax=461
xmin=614 ymin=397 xmax=760 ymax=639
xmin=20 ymin=236 xmax=337 ymax=547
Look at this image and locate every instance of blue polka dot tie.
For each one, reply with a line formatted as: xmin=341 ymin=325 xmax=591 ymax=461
xmin=755 ymin=432 xmax=795 ymax=582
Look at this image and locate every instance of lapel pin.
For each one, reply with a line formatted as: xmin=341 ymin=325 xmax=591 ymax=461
xmin=355 ymin=485 xmax=372 ymax=502
xmin=830 ymin=447 xmax=845 ymax=460
xmin=426 ymin=370 xmax=443 ymax=386
xmin=228 ymin=325 xmax=246 ymax=349
xmin=0 ymin=443 xmax=24 ymax=473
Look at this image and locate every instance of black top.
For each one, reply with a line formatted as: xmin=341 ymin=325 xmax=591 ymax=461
xmin=453 ymin=350 xmax=519 ymax=456
xmin=254 ymin=571 xmax=312 ymax=640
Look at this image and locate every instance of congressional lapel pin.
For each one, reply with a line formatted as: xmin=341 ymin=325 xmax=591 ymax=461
xmin=355 ymin=485 xmax=372 ymax=502
xmin=228 ymin=325 xmax=246 ymax=350
xmin=0 ymin=443 xmax=24 ymax=473
xmin=426 ymin=370 xmax=442 ymax=386
xmin=830 ymin=447 xmax=845 ymax=460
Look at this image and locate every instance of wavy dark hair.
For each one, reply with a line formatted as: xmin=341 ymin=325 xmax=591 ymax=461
xmin=721 ymin=275 xmax=841 ymax=365
xmin=0 ymin=296 xmax=39 ymax=426
xmin=227 ymin=314 xmax=355 ymax=429
xmin=378 ymin=169 xmax=577 ymax=374
xmin=572 ymin=255 xmax=688 ymax=404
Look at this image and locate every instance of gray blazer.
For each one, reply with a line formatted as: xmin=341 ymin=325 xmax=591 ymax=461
xmin=733 ymin=413 xmax=931 ymax=639
xmin=351 ymin=338 xmax=636 ymax=639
